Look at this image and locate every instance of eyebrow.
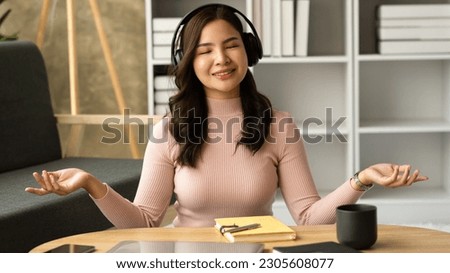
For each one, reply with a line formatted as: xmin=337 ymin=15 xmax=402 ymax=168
xmin=197 ymin=37 xmax=239 ymax=48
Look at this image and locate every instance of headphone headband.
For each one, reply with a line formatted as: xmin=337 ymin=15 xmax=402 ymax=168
xmin=170 ymin=3 xmax=262 ymax=66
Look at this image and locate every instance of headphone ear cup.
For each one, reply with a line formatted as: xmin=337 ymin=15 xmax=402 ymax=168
xmin=174 ymin=49 xmax=183 ymax=66
xmin=242 ymin=33 xmax=262 ymax=66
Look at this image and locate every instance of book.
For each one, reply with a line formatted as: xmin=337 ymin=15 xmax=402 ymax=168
xmin=281 ymin=0 xmax=295 ymax=56
xmin=261 ymin=0 xmax=272 ymax=56
xmin=378 ymin=40 xmax=450 ymax=54
xmin=154 ymin=90 xmax=177 ymax=104
xmin=154 ymin=75 xmax=176 ymax=90
xmin=377 ymin=4 xmax=450 ymax=19
xmin=377 ymin=27 xmax=450 ymax=40
xmin=378 ymin=18 xmax=450 ymax=28
xmin=154 ymin=104 xmax=169 ymax=115
xmin=214 ymin=215 xmax=296 ymax=243
xmin=271 ymin=0 xmax=282 ymax=57
xmin=253 ymin=0 xmax=263 ymax=39
xmin=153 ymin=45 xmax=171 ymax=59
xmin=107 ymin=241 xmax=264 ymax=253
xmin=295 ymin=0 xmax=310 ymax=56
xmin=153 ymin=17 xmax=182 ymax=32
xmin=272 ymin=241 xmax=361 ymax=253
xmin=153 ymin=32 xmax=174 ymax=46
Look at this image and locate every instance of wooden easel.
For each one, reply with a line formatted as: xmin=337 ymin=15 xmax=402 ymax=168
xmin=36 ymin=0 xmax=141 ymax=159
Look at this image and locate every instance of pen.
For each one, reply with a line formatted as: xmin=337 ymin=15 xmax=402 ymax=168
xmin=226 ymin=223 xmax=261 ymax=234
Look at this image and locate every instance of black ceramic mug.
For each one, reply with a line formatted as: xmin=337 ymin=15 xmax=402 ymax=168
xmin=336 ymin=204 xmax=377 ymax=250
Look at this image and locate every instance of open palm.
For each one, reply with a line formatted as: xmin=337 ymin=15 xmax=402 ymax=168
xmin=25 ymin=168 xmax=89 ymax=196
xmin=360 ymin=163 xmax=428 ymax=188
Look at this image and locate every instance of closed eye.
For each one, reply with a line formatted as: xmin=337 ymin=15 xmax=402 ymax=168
xmin=226 ymin=44 xmax=239 ymax=49
xmin=198 ymin=50 xmax=211 ymax=55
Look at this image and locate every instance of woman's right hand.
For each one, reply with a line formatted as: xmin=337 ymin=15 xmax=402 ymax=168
xmin=25 ymin=168 xmax=107 ymax=198
xmin=25 ymin=168 xmax=90 ymax=196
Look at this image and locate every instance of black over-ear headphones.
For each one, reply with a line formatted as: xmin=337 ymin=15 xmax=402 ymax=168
xmin=170 ymin=3 xmax=263 ymax=67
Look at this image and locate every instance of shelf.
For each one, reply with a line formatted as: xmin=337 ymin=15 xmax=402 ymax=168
xmin=298 ymin=121 xmax=349 ymax=136
xmin=362 ymin=187 xmax=450 ymax=224
xmin=358 ymin=54 xmax=450 ymax=62
xmin=260 ymin=56 xmax=349 ymax=64
xmin=359 ymin=119 xmax=450 ymax=134
xmin=362 ymin=187 xmax=450 ymax=203
xmin=151 ymin=59 xmax=172 ymax=66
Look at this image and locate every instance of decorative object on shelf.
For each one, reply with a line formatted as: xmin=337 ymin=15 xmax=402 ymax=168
xmin=376 ymin=4 xmax=450 ymax=54
xmin=0 ymin=0 xmax=18 ymax=41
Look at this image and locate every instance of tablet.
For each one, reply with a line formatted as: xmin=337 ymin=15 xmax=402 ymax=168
xmin=107 ymin=241 xmax=264 ymax=253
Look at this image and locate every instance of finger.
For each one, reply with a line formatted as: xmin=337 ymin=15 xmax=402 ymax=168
xmin=41 ymin=170 xmax=54 ymax=190
xmin=397 ymin=165 xmax=411 ymax=184
xmin=390 ymin=165 xmax=412 ymax=187
xmin=48 ymin=174 xmax=67 ymax=195
xmin=398 ymin=164 xmax=412 ymax=172
xmin=24 ymin=187 xmax=50 ymax=196
xmin=415 ymin=175 xmax=429 ymax=181
xmin=383 ymin=165 xmax=400 ymax=185
xmin=406 ymin=169 xmax=419 ymax=186
xmin=49 ymin=173 xmax=60 ymax=191
xmin=32 ymin=172 xmax=47 ymax=188
xmin=383 ymin=165 xmax=407 ymax=188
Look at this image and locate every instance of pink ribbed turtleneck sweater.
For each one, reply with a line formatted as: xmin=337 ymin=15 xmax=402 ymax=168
xmin=93 ymin=97 xmax=363 ymax=227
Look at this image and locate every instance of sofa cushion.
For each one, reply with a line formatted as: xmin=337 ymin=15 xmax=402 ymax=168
xmin=0 ymin=41 xmax=62 ymax=173
xmin=0 ymin=157 xmax=142 ymax=252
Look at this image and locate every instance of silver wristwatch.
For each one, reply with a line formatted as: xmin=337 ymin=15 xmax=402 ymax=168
xmin=353 ymin=171 xmax=373 ymax=191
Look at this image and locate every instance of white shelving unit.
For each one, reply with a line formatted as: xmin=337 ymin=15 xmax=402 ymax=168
xmin=354 ymin=0 xmax=450 ymax=225
xmin=145 ymin=0 xmax=450 ymax=225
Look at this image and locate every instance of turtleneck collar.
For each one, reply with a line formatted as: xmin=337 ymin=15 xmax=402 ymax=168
xmin=206 ymin=97 xmax=243 ymax=116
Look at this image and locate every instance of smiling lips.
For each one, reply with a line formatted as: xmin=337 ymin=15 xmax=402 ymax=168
xmin=212 ymin=69 xmax=235 ymax=80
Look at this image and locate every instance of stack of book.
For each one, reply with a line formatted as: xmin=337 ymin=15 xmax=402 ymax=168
xmin=154 ymin=75 xmax=177 ymax=115
xmin=377 ymin=4 xmax=450 ymax=54
xmin=255 ymin=0 xmax=310 ymax=57
xmin=152 ymin=17 xmax=182 ymax=59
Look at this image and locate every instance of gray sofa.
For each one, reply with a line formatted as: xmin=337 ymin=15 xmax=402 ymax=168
xmin=0 ymin=40 xmax=143 ymax=252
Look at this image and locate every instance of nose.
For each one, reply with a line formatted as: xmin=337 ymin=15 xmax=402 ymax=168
xmin=215 ymin=48 xmax=230 ymax=65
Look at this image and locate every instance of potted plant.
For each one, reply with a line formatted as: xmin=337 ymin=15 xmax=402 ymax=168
xmin=0 ymin=0 xmax=18 ymax=41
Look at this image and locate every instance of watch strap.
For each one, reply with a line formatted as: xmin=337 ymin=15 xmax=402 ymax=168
xmin=353 ymin=171 xmax=373 ymax=191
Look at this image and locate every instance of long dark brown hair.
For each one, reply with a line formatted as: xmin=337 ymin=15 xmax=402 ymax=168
xmin=169 ymin=5 xmax=273 ymax=167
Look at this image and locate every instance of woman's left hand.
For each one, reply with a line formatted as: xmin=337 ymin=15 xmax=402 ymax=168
xmin=358 ymin=163 xmax=428 ymax=188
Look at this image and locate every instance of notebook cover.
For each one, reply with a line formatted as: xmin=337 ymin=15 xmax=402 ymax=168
xmin=214 ymin=215 xmax=296 ymax=243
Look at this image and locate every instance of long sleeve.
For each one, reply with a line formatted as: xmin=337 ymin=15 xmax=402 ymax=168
xmin=276 ymin=113 xmax=364 ymax=225
xmin=92 ymin=118 xmax=175 ymax=228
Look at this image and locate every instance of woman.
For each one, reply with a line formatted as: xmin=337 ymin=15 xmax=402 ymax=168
xmin=26 ymin=5 xmax=427 ymax=228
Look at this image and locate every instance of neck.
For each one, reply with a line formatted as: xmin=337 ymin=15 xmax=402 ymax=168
xmin=206 ymin=96 xmax=242 ymax=116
